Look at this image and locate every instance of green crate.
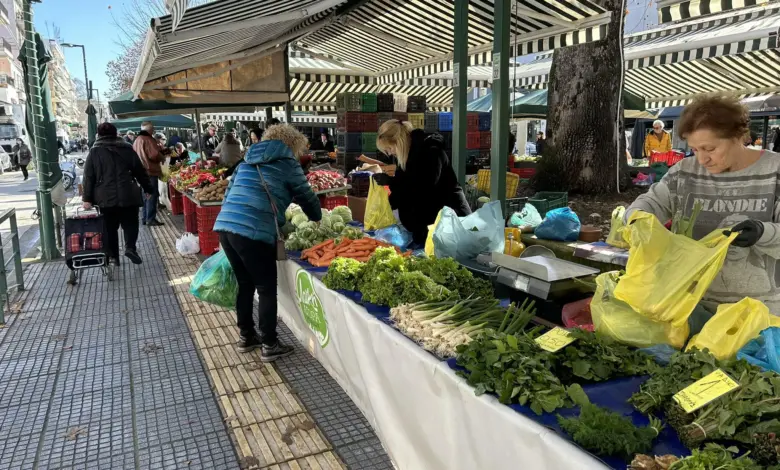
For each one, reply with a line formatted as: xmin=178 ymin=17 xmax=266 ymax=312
xmin=361 ymin=93 xmax=377 ymax=112
xmin=336 ymin=92 xmax=362 ymax=112
xmin=362 ymin=132 xmax=378 ymax=152
xmin=528 ymin=191 xmax=568 ymax=216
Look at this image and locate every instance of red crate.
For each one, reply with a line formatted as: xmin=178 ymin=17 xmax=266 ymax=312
xmin=466 ymin=132 xmax=481 ymax=150
xmin=650 ymin=150 xmax=684 ymax=166
xmin=479 ymin=131 xmax=491 ymax=149
xmin=336 ymin=111 xmax=363 ymax=132
xmin=467 ymin=113 xmax=480 ymax=131
xmin=170 ymin=196 xmax=184 ymax=215
xmin=319 ymin=195 xmax=348 ymax=210
xmin=361 ymin=113 xmax=378 ymax=132
xmin=184 ymin=211 xmax=198 ymax=233
xmin=183 ymin=196 xmax=196 ymax=215
xmin=510 ymin=167 xmax=536 ymax=179
xmin=196 ymin=205 xmax=221 ymax=255
xmin=168 ymin=182 xmax=180 ymax=199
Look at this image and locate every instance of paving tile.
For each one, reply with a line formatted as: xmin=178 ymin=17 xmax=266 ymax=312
xmin=0 ymin=433 xmax=40 ymax=470
xmin=0 ymin=401 xmax=49 ymax=441
xmin=49 ymin=387 xmax=133 ymax=424
xmin=337 ymin=437 xmax=394 ymax=470
xmin=0 ymin=374 xmax=57 ymax=409
xmin=134 ymin=373 xmax=213 ymax=412
xmin=0 ymin=353 xmax=60 ymax=381
xmin=72 ymin=300 xmax=126 ymax=316
xmin=38 ymin=414 xmax=135 ymax=469
xmin=135 ymin=398 xmax=227 ymax=450
xmin=130 ymin=349 xmax=205 ymax=383
xmin=231 ymin=413 xmax=331 ymax=467
xmin=69 ymin=312 xmax=128 ymax=332
xmin=219 ymin=384 xmax=305 ymax=429
xmin=128 ymin=318 xmax=191 ymax=341
xmin=60 ymin=343 xmax=130 ymax=371
xmin=67 ymin=326 xmax=127 ymax=350
xmin=130 ymin=334 xmax=192 ymax=360
xmin=0 ymin=334 xmax=61 ymax=360
xmin=1 ymin=318 xmax=70 ymax=343
xmin=210 ymin=363 xmax=284 ymax=397
xmin=137 ymin=433 xmax=237 ymax=470
xmin=55 ymin=363 xmax=132 ymax=397
xmin=266 ymin=452 xmax=345 ymax=470
xmin=13 ymin=306 xmax=72 ymax=323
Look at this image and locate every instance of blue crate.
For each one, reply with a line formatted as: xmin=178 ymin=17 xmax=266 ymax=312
xmin=424 ymin=112 xmax=439 ymax=133
xmin=478 ymin=112 xmax=492 ymax=131
xmin=336 ymin=132 xmax=362 ymax=152
xmin=438 ymin=112 xmax=453 ymax=131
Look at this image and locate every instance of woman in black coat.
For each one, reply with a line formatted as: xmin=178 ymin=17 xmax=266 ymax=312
xmin=82 ymin=122 xmax=156 ymax=266
xmin=375 ymin=120 xmax=471 ymax=244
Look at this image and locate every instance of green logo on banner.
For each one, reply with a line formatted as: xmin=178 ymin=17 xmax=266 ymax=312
xmin=295 ymin=269 xmax=329 ymax=348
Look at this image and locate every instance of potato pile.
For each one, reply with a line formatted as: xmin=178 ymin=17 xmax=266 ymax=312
xmin=195 ymin=179 xmax=228 ymax=202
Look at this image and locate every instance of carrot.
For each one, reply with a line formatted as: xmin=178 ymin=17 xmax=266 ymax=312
xmin=354 ymin=256 xmax=371 ymax=262
xmin=309 ymin=239 xmax=334 ymax=252
xmin=320 ymin=252 xmax=336 ymax=261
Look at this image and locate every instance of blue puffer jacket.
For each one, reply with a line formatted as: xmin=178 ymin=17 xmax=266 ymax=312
xmin=214 ymin=140 xmax=321 ymax=244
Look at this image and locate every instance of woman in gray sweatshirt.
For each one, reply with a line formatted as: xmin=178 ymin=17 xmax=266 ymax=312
xmin=626 ymin=94 xmax=780 ymax=315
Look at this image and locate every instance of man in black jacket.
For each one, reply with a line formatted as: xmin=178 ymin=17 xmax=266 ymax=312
xmin=82 ymin=122 xmax=155 ymax=266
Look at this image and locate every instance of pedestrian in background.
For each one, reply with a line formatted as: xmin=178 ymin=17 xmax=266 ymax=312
xmin=249 ymin=128 xmax=262 ymax=145
xmin=214 ymin=131 xmax=243 ymax=167
xmin=202 ymin=125 xmax=220 ymax=158
xmin=82 ymin=122 xmax=155 ymax=266
xmin=14 ymin=138 xmax=31 ymax=180
xmin=644 ymin=120 xmax=672 ymax=157
xmin=132 ymin=121 xmax=165 ymax=226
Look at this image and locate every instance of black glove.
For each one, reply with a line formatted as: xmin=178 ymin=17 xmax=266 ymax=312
xmin=723 ymin=220 xmax=764 ymax=248
xmin=372 ymin=173 xmax=392 ymax=186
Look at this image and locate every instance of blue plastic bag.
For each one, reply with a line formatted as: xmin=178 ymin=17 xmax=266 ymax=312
xmin=374 ymin=225 xmax=413 ymax=249
xmin=737 ymin=327 xmax=780 ymax=374
xmin=433 ymin=200 xmax=505 ymax=262
xmin=189 ymin=251 xmax=238 ymax=308
xmin=534 ymin=207 xmax=581 ymax=242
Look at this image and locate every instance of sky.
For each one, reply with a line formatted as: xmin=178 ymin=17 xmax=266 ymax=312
xmin=33 ymin=0 xmax=131 ymax=104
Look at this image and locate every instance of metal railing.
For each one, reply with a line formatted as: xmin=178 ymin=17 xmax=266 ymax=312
xmin=0 ymin=208 xmax=25 ymax=325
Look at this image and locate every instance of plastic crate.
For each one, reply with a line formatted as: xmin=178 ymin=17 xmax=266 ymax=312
xmin=466 ymin=149 xmax=482 ymax=165
xmin=337 ymin=111 xmax=363 ymax=132
xmin=475 ymin=169 xmax=520 ymax=199
xmin=336 ymin=92 xmax=362 ymax=112
xmin=361 ymin=113 xmax=378 ymax=132
xmin=440 ymin=131 xmax=452 ymax=150
xmin=408 ymin=113 xmax=425 ymax=130
xmin=184 ymin=211 xmax=198 ymax=234
xmin=407 ymin=95 xmax=427 ymax=112
xmin=424 ymin=112 xmax=439 ymax=133
xmin=478 ymin=112 xmax=492 ymax=131
xmin=528 ymin=191 xmax=568 ymax=216
xmin=393 ymin=112 xmax=408 ymax=122
xmin=377 ymin=93 xmax=394 ymax=112
xmin=337 ymin=152 xmax=363 ymax=172
xmin=438 ymin=112 xmax=453 ymax=131
xmin=170 ymin=195 xmax=184 ymax=215
xmin=467 ymin=113 xmax=480 ymax=131
xmin=510 ymin=167 xmax=536 ymax=179
xmin=393 ymin=93 xmax=408 ymax=113
xmin=504 ymin=197 xmax=528 ymax=215
xmin=183 ymin=195 xmax=197 ymax=215
xmin=479 ymin=150 xmax=491 ymax=164
xmin=479 ymin=131 xmax=491 ymax=149
xmin=336 ymin=132 xmax=362 ymax=152
xmin=361 ymin=93 xmax=377 ymax=112
xmin=362 ymin=132 xmax=378 ymax=153
xmin=466 ymin=132 xmax=481 ymax=149
xmin=319 ymin=195 xmax=349 ymax=210
xmin=650 ymin=150 xmax=684 ymax=166
xmin=377 ymin=112 xmax=394 ymax=128
xmin=348 ymin=172 xmax=371 ymax=197
xmin=196 ymin=205 xmax=221 ymax=255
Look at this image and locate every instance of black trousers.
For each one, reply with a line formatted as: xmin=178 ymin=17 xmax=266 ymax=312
xmin=219 ymin=232 xmax=278 ymax=344
xmin=102 ymin=207 xmax=139 ymax=260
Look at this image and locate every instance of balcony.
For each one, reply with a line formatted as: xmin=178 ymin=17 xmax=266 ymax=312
xmin=1 ymin=39 xmax=11 ymax=58
xmin=0 ymin=75 xmax=15 ymax=88
xmin=0 ymin=3 xmax=8 ymax=26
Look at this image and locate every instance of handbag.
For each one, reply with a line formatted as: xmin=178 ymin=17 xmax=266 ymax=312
xmin=255 ymin=166 xmax=287 ymax=261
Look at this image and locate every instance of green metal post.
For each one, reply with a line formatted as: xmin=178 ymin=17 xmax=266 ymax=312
xmin=23 ymin=0 xmax=58 ymax=260
xmin=265 ymin=107 xmax=273 ymax=127
xmin=284 ymin=102 xmax=293 ymax=126
xmin=490 ymin=0 xmax=510 ymax=207
xmin=452 ymin=0 xmax=468 ymax=185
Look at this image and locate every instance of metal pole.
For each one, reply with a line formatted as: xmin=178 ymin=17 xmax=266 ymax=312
xmin=490 ymin=0 xmax=510 ymax=207
xmin=24 ymin=0 xmax=58 ymax=260
xmin=762 ymin=116 xmax=769 ymax=150
xmin=264 ymin=106 xmax=273 ymax=128
xmin=452 ymin=0 xmax=468 ymax=185
xmin=194 ymin=108 xmax=205 ymax=160
xmin=81 ymin=46 xmax=90 ymax=104
xmin=284 ymin=102 xmax=292 ymax=125
xmin=9 ymin=211 xmax=24 ymax=291
xmin=0 ymin=230 xmax=6 ymax=325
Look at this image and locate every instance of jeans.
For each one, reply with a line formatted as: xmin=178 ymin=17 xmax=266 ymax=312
xmin=102 ymin=207 xmax=139 ymax=260
xmin=143 ymin=176 xmax=159 ymax=223
xmin=219 ymin=232 xmax=278 ymax=344
xmin=20 ymin=165 xmax=27 ymax=179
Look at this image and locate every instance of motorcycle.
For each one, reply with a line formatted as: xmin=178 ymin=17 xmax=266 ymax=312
xmin=60 ymin=161 xmax=77 ymax=191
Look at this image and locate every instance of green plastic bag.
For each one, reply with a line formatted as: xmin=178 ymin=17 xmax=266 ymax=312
xmin=190 ymin=250 xmax=238 ymax=308
xmin=508 ymin=203 xmax=542 ymax=229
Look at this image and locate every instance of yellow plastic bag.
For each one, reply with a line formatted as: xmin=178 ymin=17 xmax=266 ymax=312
xmin=591 ymin=271 xmax=689 ymax=349
xmin=605 ymin=206 xmax=629 ymax=249
xmin=425 ymin=210 xmax=443 ymax=257
xmin=364 ymin=179 xmax=395 ymax=231
xmin=686 ymin=298 xmax=780 ymax=359
xmin=614 ymin=211 xmax=737 ymax=328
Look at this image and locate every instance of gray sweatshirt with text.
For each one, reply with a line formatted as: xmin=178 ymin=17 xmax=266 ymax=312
xmin=627 ymin=151 xmax=780 ymax=315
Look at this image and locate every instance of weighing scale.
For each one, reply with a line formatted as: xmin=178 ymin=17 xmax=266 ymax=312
xmin=492 ymin=253 xmax=599 ymax=300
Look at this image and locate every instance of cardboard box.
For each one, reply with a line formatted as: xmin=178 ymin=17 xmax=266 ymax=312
xmin=349 ymin=196 xmax=367 ymax=223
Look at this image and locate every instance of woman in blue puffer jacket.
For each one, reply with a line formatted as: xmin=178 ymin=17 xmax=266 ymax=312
xmin=214 ymin=124 xmax=321 ymax=361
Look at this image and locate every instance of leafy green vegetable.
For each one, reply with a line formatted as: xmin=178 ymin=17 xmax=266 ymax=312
xmin=558 ymin=404 xmax=663 ymax=459
xmin=332 ymin=205 xmax=353 ymax=223
xmin=407 ymin=256 xmax=495 ymax=300
xmin=559 ymin=329 xmax=659 ymax=383
xmin=357 ymin=248 xmax=449 ymax=307
xmin=667 ymin=443 xmax=763 ymax=470
xmin=394 ymin=271 xmax=451 ymax=307
xmin=322 ymin=257 xmax=365 ymax=291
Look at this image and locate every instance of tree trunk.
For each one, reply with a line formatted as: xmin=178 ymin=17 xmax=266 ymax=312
xmin=539 ymin=0 xmax=626 ymax=194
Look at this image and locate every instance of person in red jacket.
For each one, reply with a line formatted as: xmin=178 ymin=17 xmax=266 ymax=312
xmin=133 ymin=121 xmax=165 ymax=226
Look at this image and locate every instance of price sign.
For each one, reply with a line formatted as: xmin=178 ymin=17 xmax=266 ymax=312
xmin=453 ymin=63 xmax=460 ymax=87
xmin=535 ymin=327 xmax=577 ymax=352
xmin=492 ymin=53 xmax=501 ymax=80
xmin=673 ymin=369 xmax=740 ymax=413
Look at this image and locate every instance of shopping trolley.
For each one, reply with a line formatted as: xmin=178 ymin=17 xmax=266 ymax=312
xmin=65 ymin=207 xmax=112 ymax=284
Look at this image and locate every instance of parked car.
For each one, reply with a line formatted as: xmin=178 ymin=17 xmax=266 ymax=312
xmin=0 ymin=147 xmax=11 ymax=173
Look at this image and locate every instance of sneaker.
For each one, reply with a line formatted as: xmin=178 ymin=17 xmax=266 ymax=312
xmin=124 ymin=249 xmax=143 ymax=265
xmin=146 ymin=220 xmax=164 ymax=227
xmin=261 ymin=341 xmax=294 ymax=362
xmin=142 ymin=220 xmax=146 ymax=226
xmin=108 ymin=257 xmax=120 ymax=267
xmin=236 ymin=335 xmax=262 ymax=353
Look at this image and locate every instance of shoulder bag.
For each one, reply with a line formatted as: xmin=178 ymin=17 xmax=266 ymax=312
xmin=255 ymin=166 xmax=287 ymax=261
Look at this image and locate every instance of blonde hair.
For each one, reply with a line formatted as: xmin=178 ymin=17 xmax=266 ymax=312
xmin=261 ymin=124 xmax=309 ymax=158
xmin=377 ymin=120 xmax=414 ymax=170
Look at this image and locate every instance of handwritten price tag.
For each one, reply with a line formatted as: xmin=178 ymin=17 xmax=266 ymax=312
xmin=535 ymin=327 xmax=577 ymax=352
xmin=673 ymin=369 xmax=740 ymax=413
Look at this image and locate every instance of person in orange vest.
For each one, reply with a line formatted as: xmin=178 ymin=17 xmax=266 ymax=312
xmin=644 ymin=120 xmax=672 ymax=158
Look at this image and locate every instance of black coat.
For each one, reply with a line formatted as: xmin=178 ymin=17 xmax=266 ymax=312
xmin=83 ymin=136 xmax=155 ymax=209
xmin=388 ymin=130 xmax=471 ymax=244
xmin=773 ymin=129 xmax=780 ymax=153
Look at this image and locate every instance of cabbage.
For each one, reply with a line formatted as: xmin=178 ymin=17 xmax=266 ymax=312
xmin=285 ymin=203 xmax=302 ymax=221
xmin=291 ymin=213 xmax=309 ymax=228
xmin=333 ymin=222 xmax=346 ymax=233
xmin=332 ymin=206 xmax=353 ymax=223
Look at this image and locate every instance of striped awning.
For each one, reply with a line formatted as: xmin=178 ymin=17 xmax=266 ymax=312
xmin=657 ymin=0 xmax=762 ymax=24
xmin=202 ymin=112 xmax=337 ymax=126
xmin=296 ymin=0 xmax=611 ymax=85
xmin=165 ymin=0 xmax=186 ymax=32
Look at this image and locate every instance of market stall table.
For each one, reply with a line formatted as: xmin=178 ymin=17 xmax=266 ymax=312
xmin=274 ymin=252 xmax=688 ymax=470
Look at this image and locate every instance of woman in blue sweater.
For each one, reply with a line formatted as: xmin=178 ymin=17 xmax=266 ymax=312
xmin=214 ymin=124 xmax=321 ymax=361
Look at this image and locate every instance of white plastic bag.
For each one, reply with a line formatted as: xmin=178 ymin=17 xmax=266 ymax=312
xmin=432 ymin=200 xmax=505 ymax=262
xmin=176 ymin=233 xmax=200 ymax=255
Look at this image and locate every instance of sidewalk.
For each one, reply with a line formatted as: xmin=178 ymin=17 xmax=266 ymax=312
xmin=0 ymin=210 xmax=393 ymax=469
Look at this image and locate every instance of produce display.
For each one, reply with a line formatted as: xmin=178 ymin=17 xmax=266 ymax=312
xmin=194 ymin=179 xmax=229 ymax=202
xmin=630 ymin=444 xmax=769 ymax=470
xmin=306 ymin=170 xmax=347 ymax=192
xmin=390 ymin=298 xmax=536 ymax=357
xmin=284 ymin=204 xmax=360 ymax=251
xmin=170 ymin=160 xmax=225 ymax=192
xmin=301 ymin=237 xmax=409 ymax=267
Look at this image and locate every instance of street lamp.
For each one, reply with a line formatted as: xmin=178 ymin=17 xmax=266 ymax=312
xmin=59 ymin=42 xmax=90 ymax=105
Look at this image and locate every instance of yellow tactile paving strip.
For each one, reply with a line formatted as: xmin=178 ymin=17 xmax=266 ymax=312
xmin=150 ymin=217 xmax=347 ymax=470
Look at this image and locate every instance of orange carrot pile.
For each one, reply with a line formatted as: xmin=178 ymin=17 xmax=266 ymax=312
xmin=300 ymin=238 xmax=411 ymax=267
